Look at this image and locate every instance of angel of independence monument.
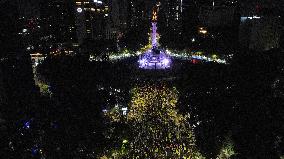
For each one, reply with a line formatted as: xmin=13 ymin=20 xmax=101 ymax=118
xmin=138 ymin=6 xmax=172 ymax=69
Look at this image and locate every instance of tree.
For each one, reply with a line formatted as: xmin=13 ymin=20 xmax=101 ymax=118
xmin=123 ymin=84 xmax=204 ymax=158
xmin=217 ymin=133 xmax=235 ymax=159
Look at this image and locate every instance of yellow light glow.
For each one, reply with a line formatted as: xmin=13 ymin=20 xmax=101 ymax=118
xmin=199 ymin=30 xmax=207 ymax=34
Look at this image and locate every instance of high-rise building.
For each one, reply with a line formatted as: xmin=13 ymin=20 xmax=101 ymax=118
xmin=198 ymin=0 xmax=238 ymax=27
xmin=239 ymin=1 xmax=283 ymax=51
xmin=105 ymin=0 xmax=129 ymax=40
xmin=0 ymin=69 xmax=6 ymax=105
xmin=180 ymin=0 xmax=199 ymax=42
xmin=192 ymin=0 xmax=240 ymax=53
xmin=115 ymin=0 xmax=153 ymax=50
xmin=109 ymin=0 xmax=128 ymax=29
xmin=127 ymin=0 xmax=153 ymax=28
xmin=158 ymin=0 xmax=183 ymax=48
xmin=239 ymin=15 xmax=281 ymax=51
xmin=74 ymin=0 xmax=110 ymax=43
xmin=39 ymin=0 xmax=78 ymax=54
xmin=0 ymin=1 xmax=21 ymax=56
xmin=0 ymin=1 xmax=36 ymax=116
xmin=281 ymin=16 xmax=284 ymax=51
xmin=16 ymin=0 xmax=43 ymax=55
xmin=17 ymin=0 xmax=40 ymax=19
xmin=159 ymin=0 xmax=182 ymax=29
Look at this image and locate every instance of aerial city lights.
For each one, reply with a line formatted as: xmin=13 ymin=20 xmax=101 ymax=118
xmin=3 ymin=0 xmax=279 ymax=158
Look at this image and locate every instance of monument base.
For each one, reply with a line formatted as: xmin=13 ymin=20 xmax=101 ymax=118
xmin=138 ymin=48 xmax=171 ymax=70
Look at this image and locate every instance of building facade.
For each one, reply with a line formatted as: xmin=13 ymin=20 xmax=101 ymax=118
xmin=109 ymin=0 xmax=128 ymax=30
xmin=239 ymin=1 xmax=283 ymax=51
xmin=40 ymin=0 xmax=78 ymax=55
xmin=0 ymin=69 xmax=6 ymax=105
xmin=240 ymin=16 xmax=282 ymax=51
xmin=74 ymin=0 xmax=110 ymax=43
xmin=17 ymin=0 xmax=40 ymax=19
xmin=157 ymin=0 xmax=183 ymax=48
xmin=159 ymin=0 xmax=182 ymax=29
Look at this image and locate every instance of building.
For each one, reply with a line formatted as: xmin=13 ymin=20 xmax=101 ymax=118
xmin=198 ymin=0 xmax=239 ymax=27
xmin=239 ymin=1 xmax=283 ymax=51
xmin=189 ymin=0 xmax=240 ymax=53
xmin=17 ymin=0 xmax=40 ymax=19
xmin=115 ymin=0 xmax=153 ymax=50
xmin=199 ymin=6 xmax=237 ymax=27
xmin=240 ymin=16 xmax=282 ymax=51
xmin=159 ymin=0 xmax=182 ymax=28
xmin=0 ymin=69 xmax=6 ymax=105
xmin=16 ymin=0 xmax=79 ymax=56
xmin=157 ymin=0 xmax=184 ymax=48
xmin=105 ymin=0 xmax=129 ymax=42
xmin=39 ymin=0 xmax=78 ymax=55
xmin=127 ymin=0 xmax=153 ymax=28
xmin=15 ymin=0 xmax=42 ymax=56
xmin=109 ymin=0 xmax=128 ymax=30
xmin=0 ymin=1 xmax=21 ymax=56
xmin=74 ymin=0 xmax=110 ymax=43
xmin=0 ymin=0 xmax=36 ymax=113
xmin=181 ymin=0 xmax=199 ymax=32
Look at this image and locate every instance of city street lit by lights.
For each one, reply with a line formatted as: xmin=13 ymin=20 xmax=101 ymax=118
xmin=1 ymin=0 xmax=283 ymax=158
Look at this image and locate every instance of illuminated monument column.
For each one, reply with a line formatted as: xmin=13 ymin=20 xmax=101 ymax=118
xmin=152 ymin=9 xmax=158 ymax=48
xmin=138 ymin=6 xmax=171 ymax=69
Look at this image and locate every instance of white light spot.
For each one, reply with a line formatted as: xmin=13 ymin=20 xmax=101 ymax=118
xmin=77 ymin=7 xmax=83 ymax=13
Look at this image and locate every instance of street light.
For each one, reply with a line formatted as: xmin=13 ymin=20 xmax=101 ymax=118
xmin=77 ymin=7 xmax=83 ymax=13
xmin=199 ymin=27 xmax=207 ymax=34
xmin=122 ymin=107 xmax=128 ymax=115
